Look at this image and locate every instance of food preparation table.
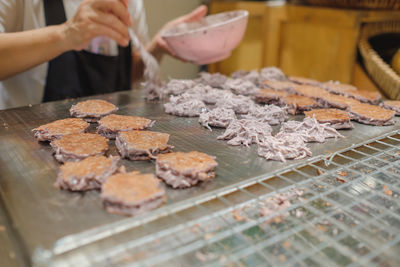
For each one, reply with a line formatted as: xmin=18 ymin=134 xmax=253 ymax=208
xmin=1 ymin=89 xmax=400 ymax=266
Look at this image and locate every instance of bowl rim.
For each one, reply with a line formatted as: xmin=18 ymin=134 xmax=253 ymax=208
xmin=161 ymin=9 xmax=249 ymax=38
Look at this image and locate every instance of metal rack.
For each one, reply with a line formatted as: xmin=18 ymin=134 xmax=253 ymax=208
xmin=43 ymin=130 xmax=400 ymax=267
xmin=0 ymin=90 xmax=399 ymax=266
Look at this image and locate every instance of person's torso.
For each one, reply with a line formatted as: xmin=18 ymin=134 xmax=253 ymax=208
xmin=0 ymin=0 xmax=148 ymax=110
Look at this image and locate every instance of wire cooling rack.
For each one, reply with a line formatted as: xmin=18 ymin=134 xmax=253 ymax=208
xmin=40 ymin=130 xmax=400 ymax=267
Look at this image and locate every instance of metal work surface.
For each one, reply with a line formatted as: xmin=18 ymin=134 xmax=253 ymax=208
xmin=0 ymin=89 xmax=400 ymax=266
xmin=0 ymin=199 xmax=24 ymax=267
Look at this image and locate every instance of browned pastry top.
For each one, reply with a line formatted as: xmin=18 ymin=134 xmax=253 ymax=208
xmin=255 ymin=89 xmax=289 ymax=98
xmin=383 ymin=100 xmax=400 ymax=108
xmin=102 ymin=171 xmax=164 ymax=204
xmin=263 ymin=80 xmax=294 ymax=91
xmin=289 ymin=76 xmax=321 ymax=85
xmin=33 ymin=118 xmax=89 ymax=135
xmin=305 ymin=108 xmax=350 ymax=122
xmin=98 ymin=114 xmax=153 ymax=131
xmin=324 ymin=82 xmax=357 ymax=92
xmin=51 ymin=133 xmax=108 ymax=155
xmin=71 ymin=100 xmax=117 ymax=115
xmin=59 ymin=155 xmax=117 ymax=181
xmin=346 ymin=90 xmax=381 ymax=102
xmin=157 ymin=151 xmax=218 ymax=173
xmin=349 ymin=103 xmax=396 ymax=121
xmin=281 ymin=95 xmax=317 ymax=107
xmin=321 ymin=93 xmax=361 ymax=108
xmin=293 ymin=84 xmax=329 ymax=98
xmin=118 ymin=130 xmax=170 ymax=150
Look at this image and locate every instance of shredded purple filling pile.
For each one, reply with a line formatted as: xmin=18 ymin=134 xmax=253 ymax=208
xmin=231 ymin=67 xmax=286 ymax=86
xmin=231 ymin=70 xmax=260 ymax=85
xmin=199 ymin=107 xmax=236 ymax=131
xmin=144 ymin=80 xmax=164 ymax=101
xmin=259 ymin=67 xmax=287 ymax=83
xmin=162 ymin=79 xmax=196 ymax=96
xmin=202 ymin=89 xmax=233 ymax=105
xmin=185 ymin=84 xmax=232 ymax=105
xmin=224 ymin=78 xmax=259 ymax=96
xmin=277 ymin=117 xmax=344 ymax=143
xmin=164 ymin=94 xmax=207 ymax=117
xmin=257 ymin=133 xmax=311 ymax=162
xmin=169 ymin=92 xmax=198 ymax=104
xmin=243 ymin=104 xmax=287 ymax=125
xmin=195 ymin=72 xmax=228 ymax=88
xmin=185 ymin=84 xmax=212 ymax=97
xmin=218 ymin=118 xmax=273 ymax=146
xmin=215 ymin=94 xmax=254 ymax=114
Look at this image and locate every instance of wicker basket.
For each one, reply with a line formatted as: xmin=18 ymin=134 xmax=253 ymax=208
xmin=298 ymin=0 xmax=400 ymax=9
xmin=359 ymin=22 xmax=400 ymax=99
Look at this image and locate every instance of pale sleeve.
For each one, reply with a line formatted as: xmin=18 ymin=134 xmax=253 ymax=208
xmin=0 ymin=0 xmax=23 ymax=33
xmin=129 ymin=0 xmax=150 ymax=45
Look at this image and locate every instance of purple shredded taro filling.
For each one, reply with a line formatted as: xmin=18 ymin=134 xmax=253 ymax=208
xmin=195 ymin=72 xmax=228 ymax=88
xmin=162 ymin=79 xmax=196 ymax=96
xmin=176 ymin=84 xmax=233 ymax=105
xmin=231 ymin=67 xmax=286 ymax=86
xmin=144 ymin=80 xmax=164 ymax=101
xmin=218 ymin=118 xmax=273 ymax=146
xmin=224 ymin=78 xmax=259 ymax=96
xmin=277 ymin=117 xmax=344 ymax=143
xmin=257 ymin=133 xmax=311 ymax=162
xmin=231 ymin=70 xmax=260 ymax=85
xmin=259 ymin=67 xmax=287 ymax=83
xmin=199 ymin=107 xmax=236 ymax=131
xmin=164 ymin=94 xmax=207 ymax=117
xmin=215 ymin=94 xmax=254 ymax=114
xmin=242 ymin=104 xmax=287 ymax=126
xmin=202 ymin=89 xmax=233 ymax=105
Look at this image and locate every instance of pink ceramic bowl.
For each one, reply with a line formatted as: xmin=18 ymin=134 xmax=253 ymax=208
xmin=161 ymin=10 xmax=249 ymax=65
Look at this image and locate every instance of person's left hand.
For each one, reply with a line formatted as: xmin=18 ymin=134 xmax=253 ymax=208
xmin=147 ymin=5 xmax=208 ymax=61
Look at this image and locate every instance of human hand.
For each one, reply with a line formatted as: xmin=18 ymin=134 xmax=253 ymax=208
xmin=62 ymin=0 xmax=133 ymax=51
xmin=147 ymin=5 xmax=208 ymax=61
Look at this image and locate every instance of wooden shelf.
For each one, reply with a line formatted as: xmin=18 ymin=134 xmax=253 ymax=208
xmin=209 ymin=2 xmax=400 ymax=89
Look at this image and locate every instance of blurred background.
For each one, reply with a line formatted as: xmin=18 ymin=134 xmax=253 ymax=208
xmin=144 ymin=0 xmax=400 ymax=99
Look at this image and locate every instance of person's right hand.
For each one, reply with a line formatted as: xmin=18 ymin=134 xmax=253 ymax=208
xmin=62 ymin=0 xmax=132 ymax=51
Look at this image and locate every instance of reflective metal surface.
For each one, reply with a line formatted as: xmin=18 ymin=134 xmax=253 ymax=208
xmin=0 ymin=89 xmax=399 ymax=265
xmin=0 ymin=199 xmax=25 ymax=267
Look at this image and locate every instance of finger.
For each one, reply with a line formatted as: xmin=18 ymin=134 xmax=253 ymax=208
xmin=89 ymin=23 xmax=129 ymax=47
xmin=91 ymin=11 xmax=129 ymax=40
xmin=158 ymin=39 xmax=176 ymax=57
xmin=93 ymin=0 xmax=132 ymax=26
xmin=118 ymin=0 xmax=129 ymax=8
xmin=182 ymin=5 xmax=208 ymax=23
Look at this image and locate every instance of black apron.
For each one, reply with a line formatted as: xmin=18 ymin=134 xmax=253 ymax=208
xmin=43 ymin=0 xmax=132 ymax=102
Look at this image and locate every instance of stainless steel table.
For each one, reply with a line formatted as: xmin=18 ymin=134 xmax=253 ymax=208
xmin=0 ymin=199 xmax=23 ymax=267
xmin=1 ymin=89 xmax=400 ymax=266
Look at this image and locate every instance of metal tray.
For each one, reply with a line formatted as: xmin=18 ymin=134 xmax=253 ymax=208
xmin=0 ymin=89 xmax=399 ymax=265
